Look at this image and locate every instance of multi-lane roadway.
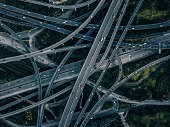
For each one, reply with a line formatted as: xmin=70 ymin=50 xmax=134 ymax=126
xmin=0 ymin=0 xmax=169 ymax=126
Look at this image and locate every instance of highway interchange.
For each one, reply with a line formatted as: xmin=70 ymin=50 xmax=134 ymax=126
xmin=0 ymin=0 xmax=170 ymax=127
